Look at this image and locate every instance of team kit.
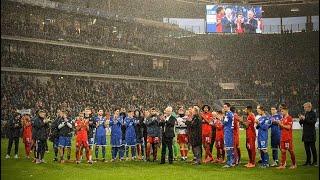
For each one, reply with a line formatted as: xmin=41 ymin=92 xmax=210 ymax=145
xmin=13 ymin=103 xmax=296 ymax=169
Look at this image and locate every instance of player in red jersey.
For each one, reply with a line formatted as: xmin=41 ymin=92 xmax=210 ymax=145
xmin=216 ymin=6 xmax=225 ymax=33
xmin=240 ymin=106 xmax=256 ymax=168
xmin=231 ymin=106 xmax=241 ymax=165
xmin=201 ymin=105 xmax=214 ymax=163
xmin=75 ymin=111 xmax=93 ymax=164
xmin=213 ymin=110 xmax=225 ymax=163
xmin=21 ymin=112 xmax=32 ymax=159
xmin=277 ymin=106 xmax=297 ymax=169
xmin=235 ymin=13 xmax=245 ymax=34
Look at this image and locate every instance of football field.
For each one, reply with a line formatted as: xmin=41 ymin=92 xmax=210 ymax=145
xmin=1 ymin=130 xmax=319 ymax=180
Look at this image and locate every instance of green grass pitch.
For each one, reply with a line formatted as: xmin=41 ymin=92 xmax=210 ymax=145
xmin=1 ymin=130 xmax=319 ymax=180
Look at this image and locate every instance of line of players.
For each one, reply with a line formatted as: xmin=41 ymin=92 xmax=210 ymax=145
xmin=9 ymin=103 xmax=296 ymax=169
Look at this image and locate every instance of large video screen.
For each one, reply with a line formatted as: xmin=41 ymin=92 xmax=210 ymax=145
xmin=206 ymin=5 xmax=263 ymax=33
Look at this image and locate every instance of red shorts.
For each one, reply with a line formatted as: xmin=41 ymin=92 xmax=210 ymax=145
xmin=233 ymin=135 xmax=239 ymax=148
xmin=202 ymin=135 xmax=212 ymax=144
xmin=234 ymin=140 xmax=239 ymax=148
xmin=76 ymin=139 xmax=89 ymax=148
xmin=177 ymin=134 xmax=188 ymax=144
xmin=246 ymin=138 xmax=255 ymax=150
xmin=215 ymin=139 xmax=224 ymax=149
xmin=147 ymin=136 xmax=159 ymax=144
xmin=280 ymin=140 xmax=293 ymax=151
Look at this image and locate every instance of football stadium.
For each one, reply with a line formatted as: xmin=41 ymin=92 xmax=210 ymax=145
xmin=1 ymin=0 xmax=319 ymax=179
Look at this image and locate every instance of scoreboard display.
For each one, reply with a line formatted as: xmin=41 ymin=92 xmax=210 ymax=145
xmin=206 ymin=5 xmax=263 ymax=34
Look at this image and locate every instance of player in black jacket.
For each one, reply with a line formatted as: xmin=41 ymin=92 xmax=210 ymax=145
xmin=5 ymin=111 xmax=22 ymax=159
xmin=134 ymin=109 xmax=146 ymax=160
xmin=33 ymin=110 xmax=50 ymax=164
xmin=119 ymin=108 xmax=127 ymax=161
xmin=85 ymin=107 xmax=96 ymax=151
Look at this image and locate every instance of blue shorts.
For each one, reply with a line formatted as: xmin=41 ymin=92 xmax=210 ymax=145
xmin=258 ymin=139 xmax=268 ymax=150
xmin=126 ymin=136 xmax=137 ymax=146
xmin=58 ymin=136 xmax=71 ymax=148
xmin=271 ymin=135 xmax=280 ymax=150
xmin=95 ymin=135 xmax=106 ymax=146
xmin=111 ymin=135 xmax=122 ymax=147
xmin=224 ymin=137 xmax=234 ymax=150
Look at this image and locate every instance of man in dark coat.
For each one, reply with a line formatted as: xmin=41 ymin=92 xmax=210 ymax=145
xmin=160 ymin=106 xmax=176 ymax=164
xmin=221 ymin=8 xmax=235 ymax=33
xmin=119 ymin=108 xmax=127 ymax=160
xmin=145 ymin=108 xmax=161 ymax=162
xmin=5 ymin=111 xmax=22 ymax=159
xmin=85 ymin=107 xmax=96 ymax=151
xmin=245 ymin=10 xmax=258 ymax=33
xmin=33 ymin=109 xmax=50 ymax=163
xmin=186 ymin=106 xmax=202 ymax=165
xmin=299 ymin=102 xmax=318 ymax=166
xmin=134 ymin=109 xmax=146 ymax=160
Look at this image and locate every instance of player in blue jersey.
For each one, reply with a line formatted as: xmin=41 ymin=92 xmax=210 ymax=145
xmin=110 ymin=108 xmax=122 ymax=161
xmin=125 ymin=110 xmax=137 ymax=160
xmin=94 ymin=109 xmax=107 ymax=162
xmin=222 ymin=103 xmax=234 ymax=168
xmin=269 ymin=106 xmax=282 ymax=167
xmin=57 ymin=110 xmax=73 ymax=163
xmin=256 ymin=105 xmax=272 ymax=168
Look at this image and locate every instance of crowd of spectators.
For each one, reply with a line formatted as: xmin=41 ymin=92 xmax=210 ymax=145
xmin=1 ymin=74 xmax=203 ymax=123
xmin=1 ymin=1 xmax=190 ymax=56
xmin=2 ymin=32 xmax=318 ymax=117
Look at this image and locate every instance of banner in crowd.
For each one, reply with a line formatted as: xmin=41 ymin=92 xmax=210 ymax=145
xmin=219 ymin=83 xmax=238 ymax=90
xmin=17 ymin=109 xmax=31 ymax=115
